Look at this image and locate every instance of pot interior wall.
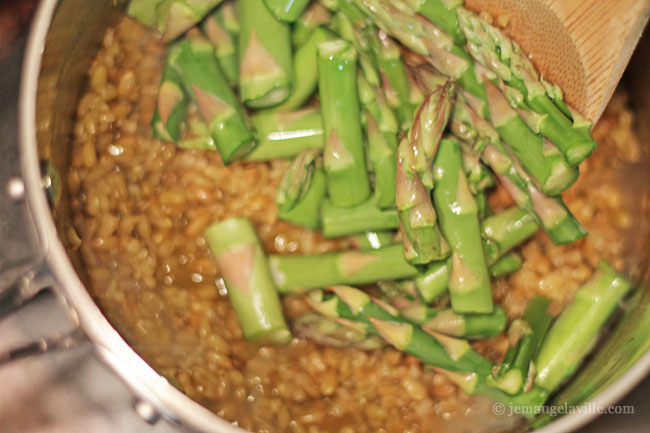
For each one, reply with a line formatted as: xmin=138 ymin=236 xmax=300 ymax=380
xmin=32 ymin=0 xmax=650 ymax=429
xmin=35 ymin=0 xmax=126 ymax=288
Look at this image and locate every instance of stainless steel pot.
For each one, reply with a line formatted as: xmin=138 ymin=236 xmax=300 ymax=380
xmin=4 ymin=0 xmax=650 ymax=431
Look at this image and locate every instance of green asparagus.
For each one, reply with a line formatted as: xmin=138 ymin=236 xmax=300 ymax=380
xmin=127 ymin=0 xmax=166 ymax=29
xmin=264 ymin=0 xmax=312 ymax=22
xmin=245 ymin=109 xmax=324 ymax=161
xmin=156 ymin=0 xmax=225 ymax=43
xmin=270 ymin=27 xmax=337 ymax=112
xmin=239 ymin=0 xmax=293 ymax=107
xmin=399 ymin=304 xmax=507 ymax=339
xmin=365 ymin=109 xmax=398 ymax=209
xmin=452 ymin=95 xmax=587 ymax=245
xmin=367 ymin=28 xmax=416 ymax=130
xmin=321 ymin=194 xmax=399 ymax=238
xmin=202 ymin=4 xmax=239 ymax=84
xmin=170 ymin=35 xmax=254 ymax=164
xmin=278 ymin=168 xmax=328 ymax=230
xmin=318 ymin=39 xmax=372 ymax=207
xmin=483 ymin=79 xmax=578 ymax=195
xmin=276 ymin=149 xmax=322 ymax=212
xmin=535 ymin=262 xmax=633 ymax=393
xmin=489 ymin=252 xmax=524 ymax=278
xmin=205 ymin=218 xmax=291 ymax=343
xmin=396 ymin=137 xmax=449 ymax=265
xmin=456 ymin=8 xmax=597 ymax=166
xmin=292 ymin=312 xmax=384 ymax=349
xmin=269 ymin=244 xmax=418 ymax=293
xmin=488 ymin=296 xmax=553 ymax=395
xmin=152 ymin=63 xmax=187 ymax=142
xmin=293 ymin=2 xmax=332 ymax=46
xmin=433 ymin=138 xmax=493 ymax=313
xmin=405 ymin=0 xmax=465 ymax=45
xmin=308 ymin=286 xmax=494 ymax=375
xmin=308 ymin=286 xmax=550 ymax=415
xmin=352 ymin=231 xmax=395 ymax=250
xmin=414 ymin=206 xmax=538 ymax=302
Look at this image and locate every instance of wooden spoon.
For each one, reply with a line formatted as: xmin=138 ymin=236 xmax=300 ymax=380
xmin=464 ymin=0 xmax=650 ymax=122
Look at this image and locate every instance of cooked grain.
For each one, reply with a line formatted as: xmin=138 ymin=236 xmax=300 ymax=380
xmin=68 ymin=17 xmax=636 ymax=433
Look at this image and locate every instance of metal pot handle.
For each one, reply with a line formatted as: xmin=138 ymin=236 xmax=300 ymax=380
xmin=0 ymin=176 xmax=89 ymax=365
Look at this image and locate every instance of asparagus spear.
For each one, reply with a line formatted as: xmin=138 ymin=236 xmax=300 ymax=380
xmin=269 ymin=244 xmax=418 ymax=293
xmin=433 ymin=138 xmax=493 ymax=313
xmin=366 ymin=28 xmax=417 ymax=130
xmin=348 ymin=0 xmax=488 ymax=115
xmin=292 ymin=312 xmax=385 ymax=349
xmin=178 ymin=116 xmax=216 ymax=150
xmin=404 ymin=0 xmax=465 ymax=45
xmin=310 ymin=286 xmax=549 ymax=413
xmin=357 ymin=72 xmax=399 ymax=136
xmin=480 ymin=206 xmax=538 ymax=264
xmin=321 ymin=194 xmax=399 ymax=238
xmin=156 ymin=0 xmax=225 ymax=43
xmin=205 ymin=218 xmax=291 ymax=344
xmin=239 ymin=0 xmax=293 ymax=108
xmin=488 ymin=297 xmax=553 ymax=395
xmin=202 ymin=4 xmax=239 ymax=84
xmin=535 ymin=262 xmax=633 ymax=393
xmin=245 ymin=109 xmax=324 ymax=161
xmin=293 ymin=2 xmax=332 ymax=46
xmin=414 ymin=259 xmax=450 ymax=302
xmin=352 ymin=231 xmax=395 ymax=250
xmin=482 ymin=79 xmax=578 ymax=195
xmin=349 ymin=0 xmax=586 ymax=190
xmin=276 ymin=149 xmax=322 ymax=212
xmin=356 ymin=70 xmax=399 ymax=210
xmin=461 ymin=150 xmax=495 ymax=194
xmin=394 ymin=82 xmax=454 ymax=265
xmin=329 ymin=8 xmax=383 ymax=89
xmin=278 ymin=168 xmax=328 ymax=230
xmin=264 ymin=0 xmax=312 ymax=22
xmin=456 ymin=8 xmax=596 ymax=166
xmin=406 ymin=79 xmax=455 ymax=190
xmin=475 ymin=190 xmax=491 ymax=219
xmin=399 ymin=304 xmax=507 ymax=339
xmin=489 ymin=252 xmax=523 ymax=278
xmin=308 ymin=286 xmax=494 ymax=375
xmin=151 ymin=63 xmax=187 ymax=142
xmin=452 ymin=95 xmax=587 ymax=245
xmin=415 ymin=206 xmax=538 ymax=302
xmin=365 ymin=109 xmax=398 ymax=209
xmin=270 ymin=27 xmax=337 ymax=112
xmin=170 ymin=36 xmax=254 ymax=164
xmin=378 ymin=279 xmax=422 ymax=306
xmin=127 ymin=0 xmax=166 ymax=28
xmin=318 ymin=40 xmax=372 ymax=207
xmin=396 ymin=137 xmax=449 ymax=265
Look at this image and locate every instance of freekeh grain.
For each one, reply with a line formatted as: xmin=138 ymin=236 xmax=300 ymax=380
xmin=68 ymin=17 xmax=634 ymax=433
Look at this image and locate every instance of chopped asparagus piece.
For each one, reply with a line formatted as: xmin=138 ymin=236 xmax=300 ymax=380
xmin=535 ymin=262 xmax=633 ymax=393
xmin=239 ymin=0 xmax=293 ymax=107
xmin=205 ymin=218 xmax=291 ymax=343
xmin=245 ymin=109 xmax=324 ymax=161
xmin=318 ymin=39 xmax=372 ymax=207
xmin=269 ymin=244 xmax=418 ymax=293
xmin=170 ymin=35 xmax=254 ymax=164
xmin=433 ymin=138 xmax=493 ymax=313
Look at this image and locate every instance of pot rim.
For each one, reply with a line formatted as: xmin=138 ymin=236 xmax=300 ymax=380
xmin=19 ymin=1 xmax=241 ymax=432
xmin=18 ymin=1 xmax=650 ymax=433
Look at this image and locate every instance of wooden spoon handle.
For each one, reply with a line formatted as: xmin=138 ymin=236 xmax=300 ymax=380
xmin=464 ymin=0 xmax=650 ymax=122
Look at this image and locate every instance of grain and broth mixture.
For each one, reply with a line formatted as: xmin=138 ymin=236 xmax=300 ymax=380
xmin=68 ymin=18 xmax=637 ymax=433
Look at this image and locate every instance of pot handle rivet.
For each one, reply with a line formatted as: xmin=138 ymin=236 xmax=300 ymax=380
xmin=133 ymin=398 xmax=160 ymax=425
xmin=6 ymin=177 xmax=25 ymax=201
